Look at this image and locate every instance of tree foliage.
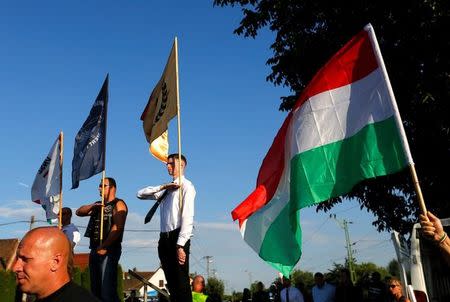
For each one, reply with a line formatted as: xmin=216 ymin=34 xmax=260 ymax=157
xmin=214 ymin=0 xmax=450 ymax=235
xmin=206 ymin=276 xmax=225 ymax=300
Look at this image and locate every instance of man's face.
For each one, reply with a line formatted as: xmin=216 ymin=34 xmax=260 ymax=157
xmin=61 ymin=209 xmax=71 ymax=226
xmin=98 ymin=179 xmax=112 ymax=197
xmin=192 ymin=276 xmax=205 ymax=293
xmin=13 ymin=236 xmax=52 ymax=295
xmin=166 ymin=157 xmax=184 ymax=177
xmin=315 ymin=276 xmax=325 ymax=287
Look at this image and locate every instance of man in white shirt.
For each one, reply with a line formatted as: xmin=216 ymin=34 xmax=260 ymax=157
xmin=61 ymin=207 xmax=80 ymax=248
xmin=137 ymin=153 xmax=196 ymax=302
xmin=280 ymin=277 xmax=304 ymax=302
xmin=312 ymin=272 xmax=336 ymax=302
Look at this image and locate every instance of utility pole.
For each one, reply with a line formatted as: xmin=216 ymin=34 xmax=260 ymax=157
xmin=29 ymin=215 xmax=35 ymax=230
xmin=331 ymin=214 xmax=357 ymax=283
xmin=244 ymin=270 xmax=253 ymax=287
xmin=203 ymin=256 xmax=213 ymax=279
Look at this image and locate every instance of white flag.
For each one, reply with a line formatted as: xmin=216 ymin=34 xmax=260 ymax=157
xmin=31 ymin=136 xmax=61 ymax=223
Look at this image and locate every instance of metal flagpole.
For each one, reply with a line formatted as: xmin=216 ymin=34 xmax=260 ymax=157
xmin=174 ymin=37 xmax=183 ymax=210
xmin=100 ymin=74 xmax=109 ymax=243
xmin=366 ymin=24 xmax=427 ymax=215
xmin=58 ymin=131 xmax=64 ymax=230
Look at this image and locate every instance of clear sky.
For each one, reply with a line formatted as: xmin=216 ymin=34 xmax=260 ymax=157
xmin=0 ymin=1 xmax=397 ymax=293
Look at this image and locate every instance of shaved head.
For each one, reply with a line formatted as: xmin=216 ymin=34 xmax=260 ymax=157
xmin=13 ymin=227 xmax=71 ymax=298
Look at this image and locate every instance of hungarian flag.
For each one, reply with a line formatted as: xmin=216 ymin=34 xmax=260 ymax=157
xmin=231 ymin=24 xmax=413 ymax=276
xmin=31 ymin=135 xmax=61 ymax=223
xmin=141 ymin=39 xmax=179 ymax=162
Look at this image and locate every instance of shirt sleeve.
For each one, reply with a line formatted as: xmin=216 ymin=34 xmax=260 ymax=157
xmin=177 ymin=182 xmax=196 ymax=246
xmin=136 ymin=185 xmax=164 ymax=200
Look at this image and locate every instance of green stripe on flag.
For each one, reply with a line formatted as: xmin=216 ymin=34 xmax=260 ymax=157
xmin=291 ymin=116 xmax=407 ymax=210
xmin=259 ymin=202 xmax=302 ymax=277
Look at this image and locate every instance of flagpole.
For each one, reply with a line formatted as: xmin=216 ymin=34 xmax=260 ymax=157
xmin=58 ymin=131 xmax=64 ymax=230
xmin=366 ymin=24 xmax=427 ymax=215
xmin=174 ymin=37 xmax=183 ymax=209
xmin=100 ymin=74 xmax=109 ymax=244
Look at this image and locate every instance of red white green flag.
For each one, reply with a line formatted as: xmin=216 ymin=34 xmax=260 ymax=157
xmin=231 ymin=24 xmax=413 ymax=277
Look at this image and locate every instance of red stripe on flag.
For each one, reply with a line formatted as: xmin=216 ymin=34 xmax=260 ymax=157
xmin=231 ymin=28 xmax=378 ymax=223
xmin=231 ymin=112 xmax=293 ymax=223
xmin=294 ymin=29 xmax=378 ymax=111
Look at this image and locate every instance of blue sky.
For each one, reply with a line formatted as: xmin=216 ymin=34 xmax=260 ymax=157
xmin=0 ymin=1 xmax=397 ymax=292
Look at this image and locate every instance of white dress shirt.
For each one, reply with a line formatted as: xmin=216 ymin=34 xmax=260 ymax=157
xmin=62 ymin=223 xmax=81 ymax=247
xmin=281 ymin=286 xmax=304 ymax=302
xmin=137 ymin=176 xmax=196 ymax=246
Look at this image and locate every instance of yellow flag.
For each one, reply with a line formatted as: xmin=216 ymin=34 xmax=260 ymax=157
xmin=140 ymin=40 xmax=178 ymax=162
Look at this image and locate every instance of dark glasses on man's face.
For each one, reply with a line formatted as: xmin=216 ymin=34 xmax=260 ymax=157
xmin=389 ymin=284 xmax=398 ymax=288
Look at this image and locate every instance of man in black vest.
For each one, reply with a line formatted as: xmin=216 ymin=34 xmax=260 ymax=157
xmin=76 ymin=177 xmax=128 ymax=302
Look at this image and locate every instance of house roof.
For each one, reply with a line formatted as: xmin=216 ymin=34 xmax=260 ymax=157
xmin=123 ymin=271 xmax=155 ymax=291
xmin=73 ymin=253 xmax=89 ymax=270
xmin=0 ymin=238 xmax=19 ymax=271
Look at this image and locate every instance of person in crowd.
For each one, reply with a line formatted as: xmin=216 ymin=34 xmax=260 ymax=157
xmin=419 ymin=211 xmax=450 ymax=265
xmin=192 ymin=275 xmax=209 ymax=302
xmin=253 ymin=281 xmax=270 ymax=302
xmin=367 ymin=272 xmax=387 ymax=302
xmin=61 ymin=207 xmax=80 ymax=248
xmin=312 ymin=272 xmax=335 ymax=302
xmin=13 ymin=227 xmax=99 ymax=301
xmin=280 ymin=277 xmax=304 ymax=302
xmin=137 ymin=153 xmax=196 ymax=302
xmin=76 ymin=177 xmax=128 ymax=302
xmin=242 ymin=288 xmax=252 ymax=302
xmin=335 ymin=269 xmax=359 ymax=302
xmin=387 ymin=277 xmax=410 ymax=302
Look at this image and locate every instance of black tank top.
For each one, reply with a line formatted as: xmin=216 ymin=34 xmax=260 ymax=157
xmin=84 ymin=198 xmax=126 ymax=249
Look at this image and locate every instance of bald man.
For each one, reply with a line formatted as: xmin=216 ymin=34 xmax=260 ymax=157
xmin=13 ymin=227 xmax=99 ymax=302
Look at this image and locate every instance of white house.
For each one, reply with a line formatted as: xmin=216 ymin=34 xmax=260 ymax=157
xmin=124 ymin=267 xmax=168 ymax=299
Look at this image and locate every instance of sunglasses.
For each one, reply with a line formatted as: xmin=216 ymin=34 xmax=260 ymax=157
xmin=389 ymin=284 xmax=399 ymax=288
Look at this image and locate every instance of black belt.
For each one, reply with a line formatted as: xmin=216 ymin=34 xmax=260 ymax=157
xmin=160 ymin=228 xmax=180 ymax=239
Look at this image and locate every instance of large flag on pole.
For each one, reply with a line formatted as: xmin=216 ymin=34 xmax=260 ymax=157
xmin=141 ymin=40 xmax=178 ymax=162
xmin=31 ymin=136 xmax=61 ymax=223
xmin=72 ymin=75 xmax=108 ymax=189
xmin=231 ymin=24 xmax=413 ymax=277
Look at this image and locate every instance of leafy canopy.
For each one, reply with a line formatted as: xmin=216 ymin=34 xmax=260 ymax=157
xmin=214 ymin=0 xmax=450 ymax=234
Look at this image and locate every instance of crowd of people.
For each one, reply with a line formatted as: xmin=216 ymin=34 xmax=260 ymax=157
xmin=240 ymin=271 xmax=410 ymax=302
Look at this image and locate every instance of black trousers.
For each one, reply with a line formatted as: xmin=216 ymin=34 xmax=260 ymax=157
xmin=158 ymin=228 xmax=192 ymax=302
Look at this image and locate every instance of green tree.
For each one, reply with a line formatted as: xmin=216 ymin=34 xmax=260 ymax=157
xmin=0 ymin=270 xmax=17 ymax=302
xmin=387 ymin=259 xmax=400 ymax=277
xmin=117 ymin=265 xmax=124 ymax=302
xmin=205 ymin=276 xmax=225 ymax=299
xmin=214 ymin=0 xmax=450 ymax=235
xmin=291 ymin=269 xmax=314 ymax=289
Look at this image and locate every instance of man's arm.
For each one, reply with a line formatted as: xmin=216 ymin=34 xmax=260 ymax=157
xmin=97 ymin=200 xmax=127 ymax=253
xmin=136 ymin=183 xmax=179 ymax=200
xmin=176 ymin=182 xmax=196 ymax=264
xmin=76 ymin=202 xmax=100 ymax=217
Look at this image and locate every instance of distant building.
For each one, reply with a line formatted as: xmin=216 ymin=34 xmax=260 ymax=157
xmin=73 ymin=253 xmax=89 ymax=270
xmin=0 ymin=238 xmax=20 ymax=270
xmin=123 ymin=267 xmax=167 ymax=299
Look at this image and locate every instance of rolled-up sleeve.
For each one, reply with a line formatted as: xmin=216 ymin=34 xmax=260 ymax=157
xmin=136 ymin=185 xmax=163 ymax=200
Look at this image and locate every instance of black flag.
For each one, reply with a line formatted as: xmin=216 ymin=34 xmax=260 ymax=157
xmin=71 ymin=75 xmax=108 ymax=189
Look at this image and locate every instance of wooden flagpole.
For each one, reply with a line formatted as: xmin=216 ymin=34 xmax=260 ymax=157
xmin=99 ymin=74 xmax=109 ymax=244
xmin=100 ymin=170 xmax=106 ymax=243
xmin=409 ymin=164 xmax=427 ymax=215
xmin=58 ymin=131 xmax=64 ymax=230
xmin=366 ymin=24 xmax=427 ymax=216
xmin=174 ymin=37 xmax=183 ymax=209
